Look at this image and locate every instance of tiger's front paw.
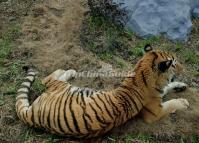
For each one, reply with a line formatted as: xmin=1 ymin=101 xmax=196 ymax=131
xmin=172 ymin=82 xmax=187 ymax=92
xmin=173 ymin=98 xmax=189 ymax=112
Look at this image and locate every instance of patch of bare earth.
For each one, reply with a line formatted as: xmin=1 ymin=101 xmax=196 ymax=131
xmin=0 ymin=0 xmax=199 ymax=142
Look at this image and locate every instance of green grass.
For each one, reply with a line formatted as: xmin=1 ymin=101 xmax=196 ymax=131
xmin=184 ymin=51 xmax=199 ymax=64
xmin=0 ymin=25 xmax=22 ymax=95
xmin=86 ymin=15 xmax=135 ymax=61
xmin=32 ymin=78 xmax=46 ymax=94
xmin=20 ymin=127 xmax=34 ymax=142
xmin=0 ymin=25 xmax=20 ymax=60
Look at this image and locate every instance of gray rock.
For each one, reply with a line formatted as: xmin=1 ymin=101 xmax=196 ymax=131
xmin=89 ymin=0 xmax=199 ymax=41
xmin=191 ymin=0 xmax=199 ymax=18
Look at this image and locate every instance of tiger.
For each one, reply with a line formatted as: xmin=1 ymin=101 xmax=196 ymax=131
xmin=15 ymin=44 xmax=189 ymax=138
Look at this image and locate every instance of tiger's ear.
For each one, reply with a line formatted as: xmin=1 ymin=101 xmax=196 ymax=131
xmin=144 ymin=44 xmax=153 ymax=53
xmin=158 ymin=60 xmax=172 ymax=72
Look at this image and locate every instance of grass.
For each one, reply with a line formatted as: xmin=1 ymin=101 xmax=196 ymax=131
xmin=84 ymin=14 xmax=162 ymax=66
xmin=0 ymin=25 xmax=22 ymax=96
xmin=175 ymin=42 xmax=183 ymax=51
xmin=32 ymin=78 xmax=46 ymax=94
xmin=184 ymin=51 xmax=199 ymax=65
xmin=0 ymin=25 xmax=20 ymax=60
xmin=85 ymin=15 xmax=135 ymax=63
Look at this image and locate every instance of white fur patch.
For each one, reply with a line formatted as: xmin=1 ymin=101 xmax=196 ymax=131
xmin=26 ymin=76 xmax=34 ymax=81
xmin=163 ymin=82 xmax=187 ymax=96
xmin=70 ymin=86 xmax=79 ymax=93
xmin=28 ymin=72 xmax=36 ymax=75
xmin=18 ymin=88 xmax=29 ymax=93
xmin=16 ymin=93 xmax=28 ymax=100
xmin=22 ymin=82 xmax=31 ymax=87
xmin=58 ymin=69 xmax=76 ymax=81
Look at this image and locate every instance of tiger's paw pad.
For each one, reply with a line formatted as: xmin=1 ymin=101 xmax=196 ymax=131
xmin=171 ymin=82 xmax=188 ymax=92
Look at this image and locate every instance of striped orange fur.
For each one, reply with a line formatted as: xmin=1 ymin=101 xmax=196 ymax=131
xmin=16 ymin=44 xmax=189 ymax=138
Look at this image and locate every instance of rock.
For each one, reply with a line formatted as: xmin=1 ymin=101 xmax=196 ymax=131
xmin=89 ymin=0 xmax=199 ymax=41
xmin=115 ymin=0 xmax=192 ymax=41
xmin=191 ymin=0 xmax=199 ymax=18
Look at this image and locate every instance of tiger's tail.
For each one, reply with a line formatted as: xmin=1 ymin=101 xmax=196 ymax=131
xmin=15 ymin=67 xmax=37 ymax=125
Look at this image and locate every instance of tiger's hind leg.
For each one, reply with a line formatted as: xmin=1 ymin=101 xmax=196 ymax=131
xmin=42 ymin=69 xmax=76 ymax=86
xmin=162 ymin=82 xmax=187 ymax=96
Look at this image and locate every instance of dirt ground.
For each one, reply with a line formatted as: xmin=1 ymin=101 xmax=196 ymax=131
xmin=0 ymin=0 xmax=199 ymax=142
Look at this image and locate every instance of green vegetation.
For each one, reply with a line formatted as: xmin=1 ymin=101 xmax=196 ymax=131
xmin=175 ymin=42 xmax=183 ymax=51
xmin=32 ymin=78 xmax=46 ymax=94
xmin=20 ymin=127 xmax=34 ymax=142
xmin=0 ymin=25 xmax=20 ymax=61
xmin=85 ymin=15 xmax=135 ymax=63
xmin=184 ymin=51 xmax=199 ymax=65
xmin=84 ymin=14 xmax=162 ymax=67
xmin=0 ymin=25 xmax=22 ymax=95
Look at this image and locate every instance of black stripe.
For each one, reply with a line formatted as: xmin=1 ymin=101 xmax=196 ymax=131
xmin=63 ymin=91 xmax=74 ymax=133
xmin=120 ymin=85 xmax=144 ymax=100
xmin=104 ymin=94 xmax=118 ymax=117
xmin=129 ymin=95 xmax=140 ymax=112
xmin=89 ymin=103 xmax=107 ymax=125
xmin=25 ymin=110 xmax=28 ymax=119
xmin=80 ymin=90 xmax=86 ymax=106
xmin=83 ymin=114 xmax=90 ymax=132
xmin=16 ymin=97 xmax=28 ymax=100
xmin=86 ymin=89 xmax=90 ymax=97
xmin=31 ymin=105 xmax=35 ymax=125
xmin=38 ymin=97 xmax=45 ymax=126
xmin=121 ymin=89 xmax=140 ymax=112
xmin=47 ymin=95 xmax=56 ymax=129
xmin=76 ymin=92 xmax=80 ymax=104
xmin=116 ymin=93 xmax=130 ymax=118
xmin=160 ymin=52 xmax=165 ymax=59
xmin=19 ymin=84 xmax=30 ymax=91
xmin=69 ymin=93 xmax=81 ymax=134
xmin=107 ymin=95 xmax=120 ymax=116
xmin=84 ymin=113 xmax=93 ymax=123
xmin=17 ymin=91 xmax=28 ymax=95
xmin=119 ymin=90 xmax=135 ymax=114
xmin=143 ymin=107 xmax=157 ymax=117
xmin=132 ymin=78 xmax=138 ymax=87
xmin=133 ymin=92 xmax=144 ymax=107
xmin=151 ymin=52 xmax=158 ymax=70
xmin=27 ymin=73 xmax=35 ymax=76
xmin=155 ymin=88 xmax=164 ymax=94
xmin=141 ymin=71 xmax=147 ymax=86
xmin=25 ymin=76 xmax=34 ymax=82
xmin=120 ymin=85 xmax=144 ymax=108
xmin=23 ymin=111 xmax=27 ymax=124
xmin=53 ymin=95 xmax=61 ymax=128
xmin=41 ymin=95 xmax=51 ymax=126
xmin=57 ymin=92 xmax=65 ymax=133
xmin=90 ymin=96 xmax=103 ymax=113
xmin=18 ymin=106 xmax=28 ymax=114
xmin=96 ymin=94 xmax=114 ymax=119
xmin=68 ymin=90 xmax=80 ymax=133
xmin=23 ymin=78 xmax=33 ymax=84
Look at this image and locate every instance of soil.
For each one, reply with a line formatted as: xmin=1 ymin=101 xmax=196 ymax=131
xmin=0 ymin=0 xmax=199 ymax=142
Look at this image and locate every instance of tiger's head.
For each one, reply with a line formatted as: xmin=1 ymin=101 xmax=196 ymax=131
xmin=134 ymin=44 xmax=184 ymax=91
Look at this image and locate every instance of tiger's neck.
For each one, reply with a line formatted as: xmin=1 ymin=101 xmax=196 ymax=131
xmin=114 ymin=79 xmax=146 ymax=119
